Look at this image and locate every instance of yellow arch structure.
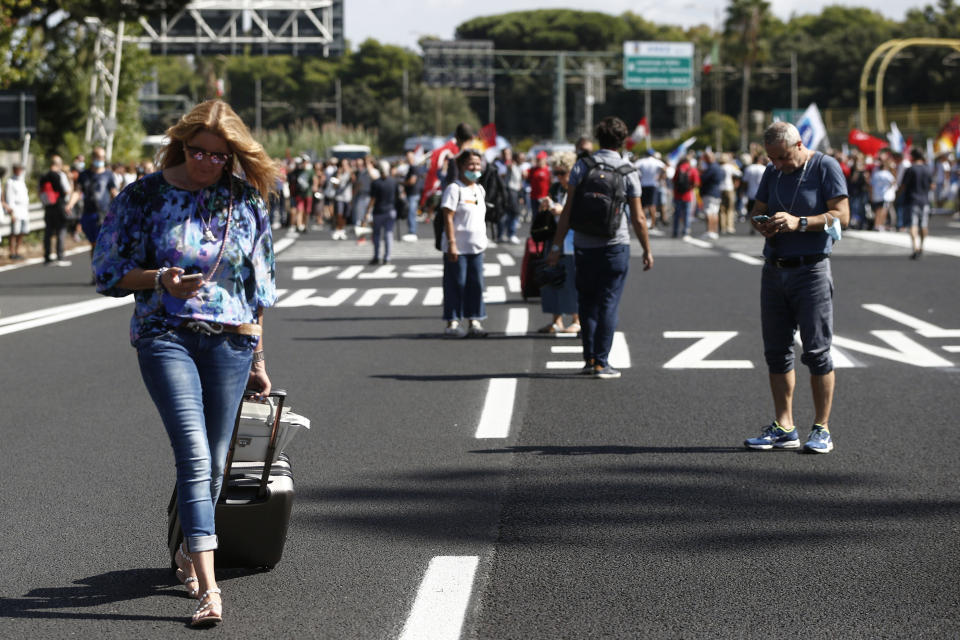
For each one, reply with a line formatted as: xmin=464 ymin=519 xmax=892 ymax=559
xmin=859 ymin=38 xmax=960 ymax=132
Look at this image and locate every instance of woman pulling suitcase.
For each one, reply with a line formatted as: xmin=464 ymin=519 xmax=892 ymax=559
xmin=92 ymin=100 xmax=278 ymax=627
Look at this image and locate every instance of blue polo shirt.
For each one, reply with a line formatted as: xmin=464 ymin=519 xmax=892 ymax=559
xmin=755 ymin=151 xmax=847 ymax=259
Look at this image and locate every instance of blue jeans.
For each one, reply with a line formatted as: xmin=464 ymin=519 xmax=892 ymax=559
xmin=372 ymin=211 xmax=396 ymax=261
xmin=672 ymin=199 xmax=693 ymax=237
xmin=137 ymin=330 xmax=254 ymax=552
xmin=761 ymin=259 xmax=834 ymax=375
xmin=575 ymin=244 xmax=630 ymax=368
xmin=442 ymin=253 xmax=486 ymax=321
xmin=406 ymin=194 xmax=420 ymax=234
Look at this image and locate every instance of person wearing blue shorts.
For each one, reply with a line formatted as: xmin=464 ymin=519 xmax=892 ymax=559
xmin=745 ymin=122 xmax=850 ymax=454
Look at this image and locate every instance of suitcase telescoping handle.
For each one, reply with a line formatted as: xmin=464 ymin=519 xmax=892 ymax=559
xmin=222 ymin=388 xmax=287 ymax=500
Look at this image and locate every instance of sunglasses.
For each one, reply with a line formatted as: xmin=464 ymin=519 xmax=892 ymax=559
xmin=185 ymin=144 xmax=231 ymax=165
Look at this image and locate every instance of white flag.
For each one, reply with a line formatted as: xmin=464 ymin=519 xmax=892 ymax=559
xmin=887 ymin=122 xmax=905 ymax=153
xmin=795 ymin=103 xmax=829 ymax=151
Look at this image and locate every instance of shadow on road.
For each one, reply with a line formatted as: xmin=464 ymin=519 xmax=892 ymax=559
xmin=0 ymin=568 xmax=184 ymax=622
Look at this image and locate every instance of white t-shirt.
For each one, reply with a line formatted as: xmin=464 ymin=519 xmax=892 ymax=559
xmin=871 ymin=168 xmax=896 ymax=203
xmin=720 ymin=162 xmax=742 ymax=192
xmin=742 ymin=163 xmax=766 ymax=200
xmin=440 ymin=180 xmax=488 ymax=254
xmin=634 ymin=156 xmax=665 ymax=187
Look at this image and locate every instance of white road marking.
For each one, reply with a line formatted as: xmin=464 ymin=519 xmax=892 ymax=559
xmin=551 ymin=345 xmax=583 ymax=353
xmin=483 ymin=286 xmax=506 ymax=304
xmin=663 ymin=331 xmax=754 ymax=369
xmin=355 ymin=287 xmax=418 ymax=307
xmin=398 ymin=556 xmax=480 ymax=640
xmin=545 ymin=332 xmax=628 ymax=369
xmin=0 ymin=297 xmax=132 ymax=336
xmin=792 ymin=335 xmax=860 ymax=368
xmin=506 ymin=275 xmax=521 ymax=293
xmin=609 ymin=331 xmax=631 ymax=368
xmin=422 ymin=287 xmax=443 ymax=306
xmin=683 ymin=236 xmax=713 ymax=249
xmin=846 ymin=229 xmax=960 ymax=257
xmin=832 ymin=331 xmax=953 ymax=367
xmin=504 ymin=307 xmax=529 ymax=336
xmin=337 ymin=265 xmax=364 ymax=279
xmin=273 ymin=236 xmax=296 ymax=254
xmin=0 ymin=245 xmax=91 ymax=273
xmin=546 ymin=361 xmax=584 ymax=369
xmin=863 ymin=303 xmax=960 ymax=338
xmin=274 ymin=288 xmax=357 ymax=307
xmin=475 ymin=378 xmax=517 ymax=439
xmin=497 ymin=253 xmax=516 ymax=266
xmin=358 ymin=265 xmax=398 ymax=279
xmin=291 ymin=266 xmax=337 ymax=280
xmin=942 ymin=346 xmax=960 ymax=353
xmin=728 ymin=252 xmax=764 ymax=266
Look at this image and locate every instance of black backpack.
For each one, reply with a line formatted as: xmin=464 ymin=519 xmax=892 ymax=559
xmin=569 ymin=156 xmax=635 ymax=238
xmin=674 ymin=165 xmax=693 ymax=193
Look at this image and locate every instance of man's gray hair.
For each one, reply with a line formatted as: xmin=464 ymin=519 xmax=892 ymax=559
xmin=763 ymin=121 xmax=801 ymax=147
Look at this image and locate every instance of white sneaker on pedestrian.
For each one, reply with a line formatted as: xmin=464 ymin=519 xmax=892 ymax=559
xmin=468 ymin=319 xmax=488 ymax=337
xmin=444 ymin=320 xmax=466 ymax=338
xmin=55 ymin=260 xmax=72 ymax=267
xmin=508 ymin=235 xmax=522 ymax=245
xmin=401 ymin=233 xmax=418 ymax=242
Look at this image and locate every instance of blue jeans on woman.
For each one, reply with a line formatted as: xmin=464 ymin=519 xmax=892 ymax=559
xmin=672 ymin=199 xmax=693 ymax=237
xmin=442 ymin=252 xmax=486 ymax=321
xmin=574 ymin=244 xmax=630 ymax=368
xmin=137 ymin=329 xmax=253 ymax=552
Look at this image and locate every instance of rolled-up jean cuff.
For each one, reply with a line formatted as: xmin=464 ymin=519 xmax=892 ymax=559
xmin=185 ymin=535 xmax=218 ymax=553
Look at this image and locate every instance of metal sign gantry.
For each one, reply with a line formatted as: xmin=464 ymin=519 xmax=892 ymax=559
xmin=134 ymin=0 xmax=342 ymax=56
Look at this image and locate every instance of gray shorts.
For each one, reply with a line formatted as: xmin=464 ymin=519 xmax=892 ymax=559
xmin=702 ymin=195 xmax=721 ymax=216
xmin=760 ymin=258 xmax=834 ymax=375
xmin=907 ymin=204 xmax=930 ymax=229
xmin=10 ymin=216 xmax=29 ymax=235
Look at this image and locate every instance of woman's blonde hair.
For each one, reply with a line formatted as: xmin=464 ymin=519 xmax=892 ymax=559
xmin=550 ymin=151 xmax=576 ymax=173
xmin=158 ymin=100 xmax=279 ymax=198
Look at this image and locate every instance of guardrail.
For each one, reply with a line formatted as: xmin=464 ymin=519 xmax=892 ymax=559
xmin=1 ymin=203 xmax=47 ymax=236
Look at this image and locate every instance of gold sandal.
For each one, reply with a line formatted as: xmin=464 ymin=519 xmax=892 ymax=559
xmin=191 ymin=588 xmax=223 ymax=627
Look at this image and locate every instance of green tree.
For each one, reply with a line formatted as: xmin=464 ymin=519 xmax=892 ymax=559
xmin=724 ymin=0 xmax=775 ymax=150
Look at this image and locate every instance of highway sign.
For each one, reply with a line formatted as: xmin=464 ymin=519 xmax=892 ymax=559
xmin=623 ymin=41 xmax=694 ymax=90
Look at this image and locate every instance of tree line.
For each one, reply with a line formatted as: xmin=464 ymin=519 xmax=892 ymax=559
xmin=2 ymin=1 xmax=959 ymax=161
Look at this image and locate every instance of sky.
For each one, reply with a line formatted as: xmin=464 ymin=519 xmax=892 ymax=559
xmin=344 ymin=0 xmax=931 ymax=51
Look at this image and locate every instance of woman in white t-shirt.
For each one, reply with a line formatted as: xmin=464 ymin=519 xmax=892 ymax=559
xmin=870 ymin=160 xmax=896 ymax=231
xmin=440 ymin=149 xmax=488 ymax=337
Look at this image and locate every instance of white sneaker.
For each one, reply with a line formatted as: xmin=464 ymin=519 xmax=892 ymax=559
xmin=508 ymin=235 xmax=522 ymax=245
xmin=468 ymin=319 xmax=488 ymax=337
xmin=703 ymin=231 xmax=719 ymax=240
xmin=401 ymin=233 xmax=418 ymax=242
xmin=55 ymin=260 xmax=72 ymax=267
xmin=444 ymin=320 xmax=466 ymax=338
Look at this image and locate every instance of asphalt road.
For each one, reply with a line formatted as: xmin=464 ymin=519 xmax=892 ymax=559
xmin=1 ymin=216 xmax=959 ymax=639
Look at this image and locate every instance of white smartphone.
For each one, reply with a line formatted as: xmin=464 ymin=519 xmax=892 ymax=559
xmin=180 ymin=273 xmax=204 ymax=282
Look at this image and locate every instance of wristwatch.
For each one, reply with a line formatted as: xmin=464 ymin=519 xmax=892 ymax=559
xmin=798 ymin=217 xmax=808 ymax=232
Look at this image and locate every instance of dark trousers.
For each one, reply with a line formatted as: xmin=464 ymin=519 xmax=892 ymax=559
xmin=575 ymin=244 xmax=630 ymax=367
xmin=43 ymin=207 xmax=66 ymax=261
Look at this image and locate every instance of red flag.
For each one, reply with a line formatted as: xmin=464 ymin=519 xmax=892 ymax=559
xmin=478 ymin=123 xmax=497 ymax=150
xmin=935 ymin=115 xmax=960 ymax=153
xmin=847 ymin=129 xmax=886 ymax=156
xmin=420 ymin=138 xmax=459 ymax=207
xmin=625 ymin=118 xmax=648 ymax=151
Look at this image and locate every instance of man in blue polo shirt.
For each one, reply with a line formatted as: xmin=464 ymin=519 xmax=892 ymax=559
xmin=745 ymin=122 xmax=849 ymax=453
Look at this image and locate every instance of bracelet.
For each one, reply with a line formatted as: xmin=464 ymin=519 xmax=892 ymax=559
xmin=154 ymin=267 xmax=169 ymax=296
xmin=251 ymin=350 xmax=265 ymax=363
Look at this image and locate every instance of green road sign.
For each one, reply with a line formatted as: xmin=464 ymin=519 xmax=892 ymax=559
xmin=623 ymin=41 xmax=694 ymax=90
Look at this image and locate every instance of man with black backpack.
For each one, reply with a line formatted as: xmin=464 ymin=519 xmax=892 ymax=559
xmin=545 ymin=116 xmax=653 ymax=379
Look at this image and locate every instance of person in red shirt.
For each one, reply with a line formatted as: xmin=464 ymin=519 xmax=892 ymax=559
xmin=523 ymin=151 xmax=553 ymax=245
xmin=672 ymin=154 xmax=700 ymax=237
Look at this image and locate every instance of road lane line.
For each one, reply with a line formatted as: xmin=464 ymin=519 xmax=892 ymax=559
xmin=943 ymin=346 xmax=960 ymax=353
xmin=546 ymin=361 xmax=584 ymax=369
xmin=475 ymin=378 xmax=516 ymax=439
xmin=551 ymin=345 xmax=583 ymax=353
xmin=863 ymin=303 xmax=960 ymax=338
xmin=497 ymin=253 xmax=516 ymax=266
xmin=729 ymin=252 xmax=764 ymax=266
xmin=399 ymin=556 xmax=480 ymax=640
xmin=683 ymin=236 xmax=713 ymax=249
xmin=504 ymin=308 xmax=528 ymax=336
xmin=506 ymin=275 xmax=521 ymax=293
xmin=0 ymin=297 xmax=132 ymax=336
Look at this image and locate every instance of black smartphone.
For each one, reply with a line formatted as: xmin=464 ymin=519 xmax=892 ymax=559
xmin=752 ymin=215 xmax=770 ymax=223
